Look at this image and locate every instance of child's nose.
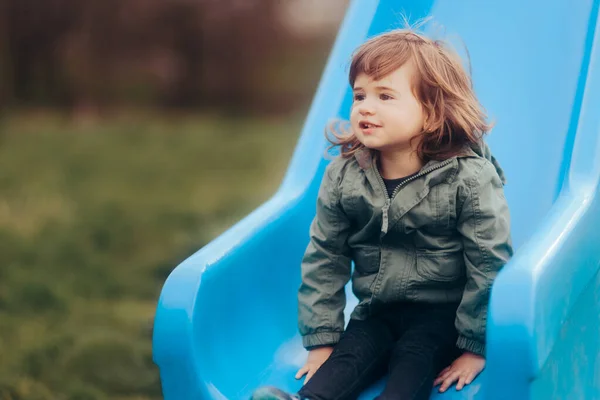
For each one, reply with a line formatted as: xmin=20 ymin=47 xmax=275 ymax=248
xmin=358 ymin=102 xmax=375 ymax=115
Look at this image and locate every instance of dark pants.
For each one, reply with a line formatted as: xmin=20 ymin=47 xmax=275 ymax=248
xmin=298 ymin=302 xmax=461 ymax=400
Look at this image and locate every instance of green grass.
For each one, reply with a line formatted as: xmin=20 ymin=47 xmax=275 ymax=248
xmin=0 ymin=110 xmax=302 ymax=399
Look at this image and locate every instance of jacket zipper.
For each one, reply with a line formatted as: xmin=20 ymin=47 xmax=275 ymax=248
xmin=376 ymin=158 xmax=454 ymax=235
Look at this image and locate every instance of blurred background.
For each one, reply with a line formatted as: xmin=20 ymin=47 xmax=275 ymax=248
xmin=0 ymin=0 xmax=348 ymax=398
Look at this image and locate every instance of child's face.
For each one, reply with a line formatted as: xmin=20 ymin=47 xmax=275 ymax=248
xmin=350 ymin=61 xmax=425 ymax=154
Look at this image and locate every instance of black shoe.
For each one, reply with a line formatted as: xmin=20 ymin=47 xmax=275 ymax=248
xmin=250 ymin=386 xmax=303 ymax=400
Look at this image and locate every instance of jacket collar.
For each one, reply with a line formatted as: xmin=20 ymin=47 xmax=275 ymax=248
xmin=353 ymin=147 xmax=470 ymax=174
xmin=353 ymin=143 xmax=502 ymax=181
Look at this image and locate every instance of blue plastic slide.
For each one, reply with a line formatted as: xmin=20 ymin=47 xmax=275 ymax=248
xmin=153 ymin=0 xmax=600 ymax=398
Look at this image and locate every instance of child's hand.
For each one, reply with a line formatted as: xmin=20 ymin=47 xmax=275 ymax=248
xmin=295 ymin=346 xmax=334 ymax=384
xmin=434 ymin=351 xmax=485 ymax=392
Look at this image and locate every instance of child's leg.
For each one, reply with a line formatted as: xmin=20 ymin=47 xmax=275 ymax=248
xmin=375 ymin=303 xmax=460 ymax=400
xmin=298 ymin=317 xmax=395 ymax=400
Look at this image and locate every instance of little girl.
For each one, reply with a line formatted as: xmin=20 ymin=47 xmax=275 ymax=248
xmin=252 ymin=28 xmax=513 ymax=400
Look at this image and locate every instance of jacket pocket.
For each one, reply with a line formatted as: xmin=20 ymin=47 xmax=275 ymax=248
xmin=352 ymin=247 xmax=380 ymax=275
xmin=415 ymin=251 xmax=464 ymax=282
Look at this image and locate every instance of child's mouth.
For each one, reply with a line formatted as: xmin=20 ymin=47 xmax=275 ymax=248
xmin=359 ymin=122 xmax=381 ymax=129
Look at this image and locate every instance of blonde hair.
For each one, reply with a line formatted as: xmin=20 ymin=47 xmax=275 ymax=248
xmin=328 ymin=28 xmax=492 ymax=161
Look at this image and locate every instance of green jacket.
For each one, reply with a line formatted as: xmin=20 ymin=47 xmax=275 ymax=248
xmin=298 ymin=142 xmax=513 ymax=356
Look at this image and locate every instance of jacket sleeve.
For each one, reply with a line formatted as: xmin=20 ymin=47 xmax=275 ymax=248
xmin=298 ymin=161 xmax=352 ymax=349
xmin=455 ymin=161 xmax=513 ymax=356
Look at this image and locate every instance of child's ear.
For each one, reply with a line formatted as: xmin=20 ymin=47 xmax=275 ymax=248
xmin=422 ymin=109 xmax=436 ymax=133
xmin=421 ymin=106 xmax=429 ymax=128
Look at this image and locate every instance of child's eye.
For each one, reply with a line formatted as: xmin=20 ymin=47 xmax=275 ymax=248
xmin=353 ymin=94 xmax=365 ymax=101
xmin=380 ymin=93 xmax=393 ymax=100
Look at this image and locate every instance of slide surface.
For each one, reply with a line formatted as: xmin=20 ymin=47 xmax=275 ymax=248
xmin=153 ymin=1 xmax=600 ymax=399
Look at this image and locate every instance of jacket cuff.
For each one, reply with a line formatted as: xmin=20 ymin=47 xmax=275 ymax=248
xmin=302 ymin=331 xmax=342 ymax=349
xmin=456 ymin=336 xmax=486 ymax=356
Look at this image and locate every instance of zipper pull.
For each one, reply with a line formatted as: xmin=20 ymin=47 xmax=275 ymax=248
xmin=381 ymin=200 xmax=390 ymax=235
